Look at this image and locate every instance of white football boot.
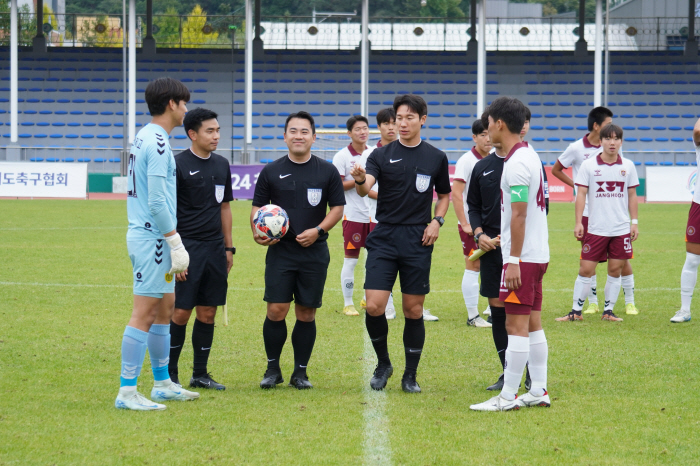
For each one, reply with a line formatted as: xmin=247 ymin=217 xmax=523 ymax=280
xmin=468 ymin=316 xmax=492 ymax=327
xmin=670 ymin=309 xmax=691 ymax=323
xmin=520 ymin=390 xmax=551 ymax=408
xmin=470 ymin=395 xmax=523 ymax=412
xmin=422 ymin=309 xmax=439 ymax=321
xmin=115 ymin=389 xmax=166 ymax=411
xmin=151 ymin=380 xmax=200 ymax=402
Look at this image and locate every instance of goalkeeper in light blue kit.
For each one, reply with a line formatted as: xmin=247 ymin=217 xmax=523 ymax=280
xmin=115 ymin=77 xmax=200 ymax=410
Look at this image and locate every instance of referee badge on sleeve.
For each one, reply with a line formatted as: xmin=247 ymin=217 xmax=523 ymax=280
xmin=416 ymin=174 xmax=431 ymax=193
xmin=215 ymin=185 xmax=225 ymax=203
xmin=307 ymin=188 xmax=322 ymax=206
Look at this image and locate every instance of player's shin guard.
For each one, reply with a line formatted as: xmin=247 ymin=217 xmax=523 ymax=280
xmin=341 ymin=258 xmax=358 ymax=307
xmin=168 ymin=320 xmax=186 ymax=378
xmin=291 ymin=320 xmax=316 ymax=375
xmin=147 ymin=324 xmax=171 ymax=382
xmin=120 ymin=326 xmax=148 ymax=388
xmin=588 ymin=274 xmax=598 ymax=304
xmin=681 ymin=252 xmax=700 ymax=311
xmin=501 ymin=335 xmax=529 ymax=400
xmin=528 ymin=330 xmax=548 ymax=396
xmin=192 ymin=319 xmax=214 ymax=378
xmin=572 ymin=275 xmax=592 ymax=312
xmin=604 ymin=275 xmax=622 ymax=312
xmin=462 ymin=270 xmax=480 ymax=319
xmin=490 ymin=306 xmax=507 ymax=369
xmin=622 ymin=274 xmax=635 ymax=305
xmin=403 ymin=316 xmax=425 ymax=373
xmin=263 ymin=317 xmax=287 ymax=370
xmin=365 ymin=312 xmax=390 ymax=365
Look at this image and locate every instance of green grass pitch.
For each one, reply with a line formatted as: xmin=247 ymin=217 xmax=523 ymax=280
xmin=1 ymin=200 xmax=698 ymax=465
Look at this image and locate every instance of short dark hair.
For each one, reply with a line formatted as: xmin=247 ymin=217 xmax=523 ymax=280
xmin=472 ymin=119 xmax=486 ymax=135
xmin=524 ymin=106 xmax=531 ymax=122
xmin=600 ymin=123 xmax=623 ymax=139
xmin=588 ymin=106 xmax=614 ymax=131
xmin=184 ymin=108 xmax=218 ymax=139
xmin=145 ymin=77 xmax=190 ymax=116
xmin=487 ymin=97 xmax=527 ymax=134
xmin=285 ymin=111 xmax=316 ymax=134
xmin=480 ymin=107 xmax=490 ymax=131
xmin=346 ymin=115 xmax=369 ymax=132
xmin=376 ymin=108 xmax=396 ymax=125
xmin=393 ymin=94 xmax=428 ymax=118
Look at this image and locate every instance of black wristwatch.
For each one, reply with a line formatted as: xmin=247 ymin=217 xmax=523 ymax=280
xmin=225 ymin=247 xmax=236 ymax=255
xmin=315 ymin=226 xmax=325 ymax=236
xmin=432 ymin=216 xmax=445 ymax=227
xmin=474 ymin=232 xmax=484 ymax=244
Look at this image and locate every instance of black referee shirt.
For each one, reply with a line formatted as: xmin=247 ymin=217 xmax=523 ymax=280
xmin=175 ymin=149 xmax=234 ymax=241
xmin=467 ymin=153 xmax=504 ymax=239
xmin=365 ymin=141 xmax=451 ymax=225
xmin=252 ymin=154 xmax=345 ymax=243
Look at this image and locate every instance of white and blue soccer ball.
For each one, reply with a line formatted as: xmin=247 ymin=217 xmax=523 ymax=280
xmin=254 ymin=204 xmax=289 ymax=239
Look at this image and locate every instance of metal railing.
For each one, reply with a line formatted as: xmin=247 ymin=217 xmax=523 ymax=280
xmin=0 ymin=14 xmax=697 ymax=51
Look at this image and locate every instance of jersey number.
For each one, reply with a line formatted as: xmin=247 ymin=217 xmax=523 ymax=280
xmin=127 ymin=152 xmax=136 ymax=198
xmin=624 ymin=237 xmax=632 ymax=252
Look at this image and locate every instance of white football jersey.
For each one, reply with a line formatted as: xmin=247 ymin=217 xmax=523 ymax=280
xmin=575 ymin=155 xmax=639 ymax=237
xmin=694 ymin=145 xmax=700 ymax=205
xmin=360 ymin=144 xmax=379 ymax=223
xmin=501 ymin=142 xmax=549 ymax=264
xmin=333 ymin=144 xmax=370 ymax=223
xmin=454 ymin=147 xmax=485 ymax=225
xmin=558 ymin=134 xmax=604 ymax=217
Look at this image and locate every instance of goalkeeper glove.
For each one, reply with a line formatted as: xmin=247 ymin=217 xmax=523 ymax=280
xmin=165 ymin=233 xmax=189 ymax=274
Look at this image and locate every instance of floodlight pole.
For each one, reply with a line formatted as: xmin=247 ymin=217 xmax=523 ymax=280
xmin=128 ymin=0 xmax=136 ymax=144
xmin=122 ymin=0 xmax=128 ymax=174
xmin=593 ymin=0 xmax=603 ymax=107
xmin=476 ymin=0 xmax=486 ymax=119
xmin=244 ymin=0 xmax=253 ymax=161
xmin=603 ymin=0 xmax=610 ymax=107
xmin=10 ymin=0 xmax=18 ymax=144
xmin=360 ymin=0 xmax=369 ymax=117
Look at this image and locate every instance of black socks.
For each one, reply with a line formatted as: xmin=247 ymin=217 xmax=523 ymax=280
xmin=365 ymin=312 xmax=391 ymax=365
xmin=168 ymin=320 xmax=187 ymax=378
xmin=490 ymin=306 xmax=508 ymax=369
xmin=291 ymin=320 xmax=316 ymax=376
xmin=263 ymin=317 xmax=287 ymax=370
xmin=403 ymin=316 xmax=425 ymax=373
xmin=192 ymin=319 xmax=215 ymax=378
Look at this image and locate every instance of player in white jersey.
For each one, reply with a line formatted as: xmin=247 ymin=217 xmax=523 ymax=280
xmin=552 ymin=106 xmax=639 ymax=315
xmin=333 ymin=116 xmax=372 ymax=316
xmin=116 ymin=78 xmax=200 ymax=411
xmin=360 ymin=108 xmax=400 ymax=319
xmin=471 ymin=97 xmax=550 ymax=412
xmin=452 ymin=119 xmax=492 ymax=328
xmin=556 ymin=125 xmax=639 ymax=322
xmin=671 ymin=118 xmax=700 ymax=322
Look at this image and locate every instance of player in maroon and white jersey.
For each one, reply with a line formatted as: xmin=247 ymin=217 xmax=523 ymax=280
xmin=470 ymin=97 xmax=550 ymax=411
xmin=557 ymin=124 xmax=639 ymax=322
xmin=671 ymin=118 xmax=700 ymax=323
xmin=552 ymin=107 xmax=639 ymax=315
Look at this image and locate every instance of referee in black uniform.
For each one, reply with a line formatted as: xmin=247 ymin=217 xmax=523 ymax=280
xmin=251 ymin=111 xmax=345 ymax=390
xmin=351 ymin=95 xmax=451 ymax=393
xmin=168 ymin=108 xmax=234 ymax=391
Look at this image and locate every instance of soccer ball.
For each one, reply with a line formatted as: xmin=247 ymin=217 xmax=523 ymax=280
xmin=254 ymin=204 xmax=289 ymax=239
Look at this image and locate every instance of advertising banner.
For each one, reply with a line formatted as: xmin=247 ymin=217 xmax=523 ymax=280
xmin=544 ymin=166 xmax=574 ymax=202
xmin=0 ymin=162 xmax=88 ymax=198
xmin=646 ymin=166 xmax=698 ymax=202
xmin=230 ymin=164 xmax=264 ymax=200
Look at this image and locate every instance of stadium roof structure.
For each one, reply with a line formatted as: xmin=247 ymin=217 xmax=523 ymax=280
xmin=4 ymin=0 xmax=700 ymax=162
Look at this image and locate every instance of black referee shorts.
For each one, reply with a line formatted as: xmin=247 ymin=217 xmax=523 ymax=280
xmin=175 ymin=238 xmax=228 ymax=310
xmin=264 ymin=239 xmax=330 ymax=309
xmin=478 ymin=245 xmax=503 ymax=299
xmin=364 ymin=223 xmax=433 ymax=295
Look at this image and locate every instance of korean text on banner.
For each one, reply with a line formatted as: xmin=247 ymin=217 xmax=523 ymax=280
xmin=646 ymin=166 xmax=698 ymax=202
xmin=229 ymin=164 xmax=264 ymax=200
xmin=0 ymin=162 xmax=88 ymax=199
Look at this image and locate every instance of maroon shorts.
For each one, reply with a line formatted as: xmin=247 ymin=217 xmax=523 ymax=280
xmin=581 ymin=233 xmax=633 ymax=261
xmin=458 ymin=225 xmax=478 ymax=257
xmin=499 ymin=262 xmax=548 ymax=315
xmin=686 ymin=202 xmax=700 ymax=244
xmin=343 ymin=220 xmax=372 ymax=258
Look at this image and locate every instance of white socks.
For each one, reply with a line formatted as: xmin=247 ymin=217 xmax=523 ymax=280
xmin=681 ymin=252 xmax=700 ymax=311
xmin=528 ymin=330 xmax=548 ymax=396
xmin=501 ymin=335 xmax=529 ymax=400
xmin=462 ymin=269 xmax=480 ymax=319
xmin=572 ymin=275 xmax=592 ymax=311
xmin=341 ymin=258 xmax=358 ymax=307
xmin=622 ymin=274 xmax=635 ymax=305
xmin=588 ymin=274 xmax=598 ymax=304
xmin=604 ymin=275 xmax=622 ymax=312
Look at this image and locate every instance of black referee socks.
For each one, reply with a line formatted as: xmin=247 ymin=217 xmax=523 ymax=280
xmin=403 ymin=316 xmax=425 ymax=373
xmin=263 ymin=317 xmax=287 ymax=370
xmin=365 ymin=312 xmax=391 ymax=365
xmin=291 ymin=320 xmax=316 ymax=376
xmin=192 ymin=319 xmax=215 ymax=378
xmin=168 ymin=320 xmax=187 ymax=378
xmin=489 ymin=306 xmax=507 ymax=369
